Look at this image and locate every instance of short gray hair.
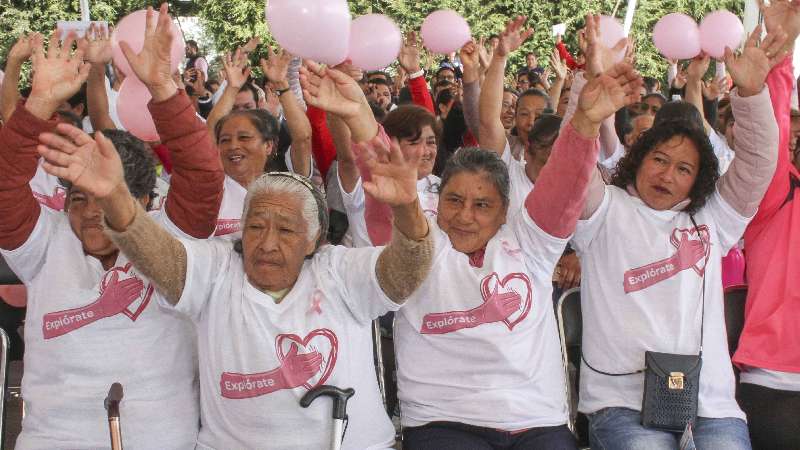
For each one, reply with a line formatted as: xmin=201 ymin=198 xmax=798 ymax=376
xmin=438 ymin=147 xmax=510 ymax=207
xmin=241 ymin=173 xmax=325 ymax=247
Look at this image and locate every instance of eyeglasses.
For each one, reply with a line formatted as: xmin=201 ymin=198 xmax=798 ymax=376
xmin=630 ymin=103 xmax=661 ymax=114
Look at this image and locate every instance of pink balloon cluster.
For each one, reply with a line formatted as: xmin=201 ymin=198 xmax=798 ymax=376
xmin=266 ymin=0 xmax=351 ymax=66
xmin=653 ymin=10 xmax=743 ymax=61
xmin=111 ymin=9 xmax=185 ymax=141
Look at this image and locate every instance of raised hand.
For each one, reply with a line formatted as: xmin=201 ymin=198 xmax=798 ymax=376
xmin=26 ymin=31 xmax=89 ymax=118
xmin=584 ymin=14 xmax=628 ymax=77
xmin=478 ymin=37 xmax=492 ymax=69
xmin=222 ymin=48 xmax=251 ymax=90
xmin=398 ymin=31 xmax=423 ymax=73
xmin=8 ymin=33 xmax=38 ymax=65
xmin=279 ymin=344 xmax=323 ymax=389
xmin=760 ymin=0 xmax=800 ymax=45
xmin=460 ymin=39 xmax=480 ymax=82
xmin=576 ymin=62 xmax=643 ymax=126
xmin=332 ymin=59 xmax=365 ymax=81
xmin=260 ymin=44 xmax=293 ymax=86
xmin=725 ymin=25 xmax=789 ymax=97
xmin=496 ymin=16 xmax=534 ymax=57
xmin=300 ymin=61 xmax=364 ymax=118
xmin=97 ymin=272 xmax=145 ymax=318
xmin=84 ymin=23 xmax=113 ymax=65
xmin=686 ymin=54 xmax=711 ymax=81
xmin=549 ymin=49 xmax=568 ymax=80
xmin=118 ymin=3 xmax=176 ymax=100
xmin=359 ymin=137 xmax=421 ymax=207
xmin=37 ymin=123 xmax=124 ymax=199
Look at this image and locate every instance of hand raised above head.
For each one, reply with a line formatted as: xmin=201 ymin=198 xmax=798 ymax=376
xmin=84 ymin=23 xmax=113 ymax=65
xmin=299 ymin=61 xmax=364 ymax=119
xmin=496 ymin=16 xmax=534 ymax=58
xmin=361 ymin=137 xmax=420 ymax=207
xmin=725 ymin=24 xmax=789 ymax=97
xmin=584 ymin=14 xmax=628 ymax=78
xmin=760 ymin=0 xmax=800 ymax=46
xmin=222 ymin=48 xmax=251 ymax=90
xmin=118 ymin=3 xmax=177 ymax=101
xmin=260 ymin=44 xmax=293 ymax=88
xmin=574 ymin=62 xmax=643 ymax=132
xmin=26 ymin=31 xmax=89 ymax=119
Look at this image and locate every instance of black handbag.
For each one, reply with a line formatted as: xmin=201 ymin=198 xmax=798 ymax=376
xmin=583 ymin=215 xmax=707 ymax=432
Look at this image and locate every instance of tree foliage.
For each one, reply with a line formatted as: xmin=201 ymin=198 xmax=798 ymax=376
xmin=2 ymin=0 xmax=746 ymax=84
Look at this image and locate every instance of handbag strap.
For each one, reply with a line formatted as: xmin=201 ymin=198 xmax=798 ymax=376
xmin=581 ymin=214 xmax=707 ymax=376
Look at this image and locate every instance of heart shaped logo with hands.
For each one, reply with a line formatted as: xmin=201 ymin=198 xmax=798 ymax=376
xmin=479 ymin=272 xmax=533 ymax=331
xmin=669 ymin=225 xmax=711 ymax=276
xmin=275 ymin=329 xmax=338 ymax=390
xmin=100 ymin=262 xmax=153 ymax=321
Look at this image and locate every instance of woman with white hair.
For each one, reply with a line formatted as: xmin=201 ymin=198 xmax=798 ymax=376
xmin=36 ymin=81 xmax=435 ymax=450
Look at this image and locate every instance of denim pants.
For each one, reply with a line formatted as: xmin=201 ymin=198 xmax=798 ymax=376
xmin=403 ymin=421 xmax=577 ymax=450
xmin=588 ymin=407 xmax=751 ymax=450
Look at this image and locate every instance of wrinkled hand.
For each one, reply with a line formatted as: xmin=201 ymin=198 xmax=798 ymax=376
xmin=84 ymin=23 xmax=113 ymax=65
xmin=398 ymin=31 xmax=422 ymax=73
xmin=37 ymin=123 xmax=124 ymax=200
xmin=119 ymin=4 xmax=176 ymax=93
xmin=260 ymin=44 xmax=292 ymax=86
xmin=760 ymin=0 xmax=800 ymax=45
xmin=549 ymin=49 xmax=568 ymax=80
xmin=8 ymin=33 xmax=38 ymax=64
xmin=359 ymin=137 xmax=421 ymax=206
xmin=496 ymin=16 xmax=534 ymax=57
xmin=725 ymin=25 xmax=789 ymax=97
xmin=279 ymin=344 xmax=323 ymax=389
xmin=686 ymin=54 xmax=710 ymax=81
xmin=479 ymin=289 xmax=521 ymax=323
xmin=28 ymin=31 xmax=89 ymax=110
xmin=584 ymin=14 xmax=628 ymax=77
xmin=300 ymin=61 xmax=364 ymax=118
xmin=222 ymin=48 xmax=251 ymax=90
xmin=97 ymin=272 xmax=145 ymax=318
xmin=554 ymin=253 xmax=581 ymax=290
xmin=577 ymin=62 xmax=643 ymax=123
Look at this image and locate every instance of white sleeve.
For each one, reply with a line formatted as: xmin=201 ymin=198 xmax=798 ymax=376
xmin=284 ymin=145 xmax=314 ymax=178
xmin=287 ymin=57 xmax=306 ymax=111
xmin=318 ymin=245 xmax=400 ymax=325
xmin=338 ymin=175 xmax=372 ymax=247
xmin=572 ymin=184 xmax=613 ymax=253
xmin=211 ymin=80 xmax=228 ymax=106
xmin=510 ymin=204 xmax=570 ymax=274
xmin=599 ymin=141 xmax=625 ymax=170
xmin=708 ymin=130 xmax=734 ymax=174
xmin=705 ymin=190 xmax=751 ymax=253
xmin=171 ymin=239 xmax=236 ymax=322
xmin=0 ymin=208 xmax=58 ymax=284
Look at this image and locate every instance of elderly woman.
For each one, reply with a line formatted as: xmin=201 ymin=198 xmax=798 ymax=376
xmin=303 ymin=15 xmax=642 ymax=449
xmin=0 ymin=7 xmax=224 ymax=448
xmin=572 ymin=26 xmax=787 ymax=449
xmin=37 ymin=67 xmax=435 ymax=450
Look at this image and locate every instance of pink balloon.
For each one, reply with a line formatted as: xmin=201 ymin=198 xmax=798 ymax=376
xmin=348 ymin=14 xmax=402 ymax=71
xmin=598 ymin=15 xmax=626 ymax=63
xmin=653 ymin=13 xmax=701 ymax=60
xmin=700 ymin=10 xmax=744 ymax=59
xmin=266 ymin=0 xmax=351 ymax=65
xmin=117 ymin=78 xmax=158 ymax=142
xmin=112 ymin=9 xmax=185 ymax=78
xmin=421 ymin=10 xmax=471 ymax=54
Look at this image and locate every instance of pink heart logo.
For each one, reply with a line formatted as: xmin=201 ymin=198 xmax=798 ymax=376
xmin=100 ymin=262 xmax=153 ymax=321
xmin=670 ymin=225 xmax=711 ymax=276
xmin=479 ymin=272 xmax=533 ymax=331
xmin=275 ymin=329 xmax=338 ymax=390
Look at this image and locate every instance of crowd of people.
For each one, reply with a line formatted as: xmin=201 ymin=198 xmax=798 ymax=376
xmin=0 ymin=1 xmax=798 ymax=449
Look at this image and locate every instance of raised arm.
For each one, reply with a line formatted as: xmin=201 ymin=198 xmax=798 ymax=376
xmin=261 ymin=46 xmax=312 ymax=177
xmin=460 ymin=39 xmax=482 ymax=139
xmin=37 ymin=123 xmax=187 ymax=303
xmin=83 ymin=24 xmax=117 ymax=131
xmin=530 ymin=16 xmax=642 ymax=237
xmin=1 ymin=34 xmax=37 ymax=123
xmin=548 ymin=49 xmax=568 ymax=114
xmin=399 ymin=32 xmax=435 ymax=114
xmin=0 ymin=32 xmax=88 ymax=250
xmin=717 ymin=25 xmax=787 ymax=216
xmin=685 ymin=54 xmax=713 ymax=133
xmin=206 ymin=48 xmax=251 ymax=137
xmin=479 ymin=16 xmax=534 ymax=155
xmin=120 ymin=4 xmax=225 ymax=238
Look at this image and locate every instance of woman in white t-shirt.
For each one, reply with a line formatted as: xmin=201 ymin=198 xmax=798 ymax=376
xmin=388 ymin=16 xmax=642 ymax=450
xmin=37 ymin=56 xmax=436 ymax=449
xmin=572 ymin=27 xmax=786 ymax=450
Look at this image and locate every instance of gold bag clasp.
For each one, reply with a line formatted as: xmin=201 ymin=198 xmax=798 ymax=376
xmin=668 ymin=372 xmax=685 ymax=390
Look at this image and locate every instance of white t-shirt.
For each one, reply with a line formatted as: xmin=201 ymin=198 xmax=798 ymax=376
xmin=395 ymin=212 xmax=569 ymax=430
xmin=709 ymin=130 xmax=734 ymax=175
xmin=30 ymin=163 xmax=66 ymax=211
xmin=339 ymin=174 xmax=440 ymax=248
xmin=572 ymin=185 xmax=749 ymax=420
xmin=1 ymin=208 xmax=199 ymax=450
xmin=740 ymin=368 xmax=800 ymax=391
xmin=502 ymin=140 xmax=533 ymax=217
xmin=172 ymin=240 xmax=397 ymax=450
xmin=213 ymin=176 xmax=248 ymax=240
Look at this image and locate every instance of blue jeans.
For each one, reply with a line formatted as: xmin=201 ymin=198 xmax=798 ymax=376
xmin=588 ymin=407 xmax=751 ymax=450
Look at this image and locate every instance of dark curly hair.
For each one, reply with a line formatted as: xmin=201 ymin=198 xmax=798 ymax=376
xmin=59 ymin=129 xmax=157 ymax=207
xmin=609 ymin=122 xmax=719 ymax=215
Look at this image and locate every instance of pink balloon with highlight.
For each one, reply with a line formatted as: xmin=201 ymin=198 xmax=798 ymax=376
xmin=421 ymin=10 xmax=471 ymax=54
xmin=112 ymin=9 xmax=185 ymax=78
xmin=349 ymin=14 xmax=402 ymax=71
xmin=266 ymin=0 xmax=351 ymax=65
xmin=598 ymin=15 xmax=626 ymax=63
xmin=653 ymin=13 xmax=702 ymax=60
xmin=117 ymin=78 xmax=158 ymax=142
xmin=700 ymin=10 xmax=744 ymax=58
